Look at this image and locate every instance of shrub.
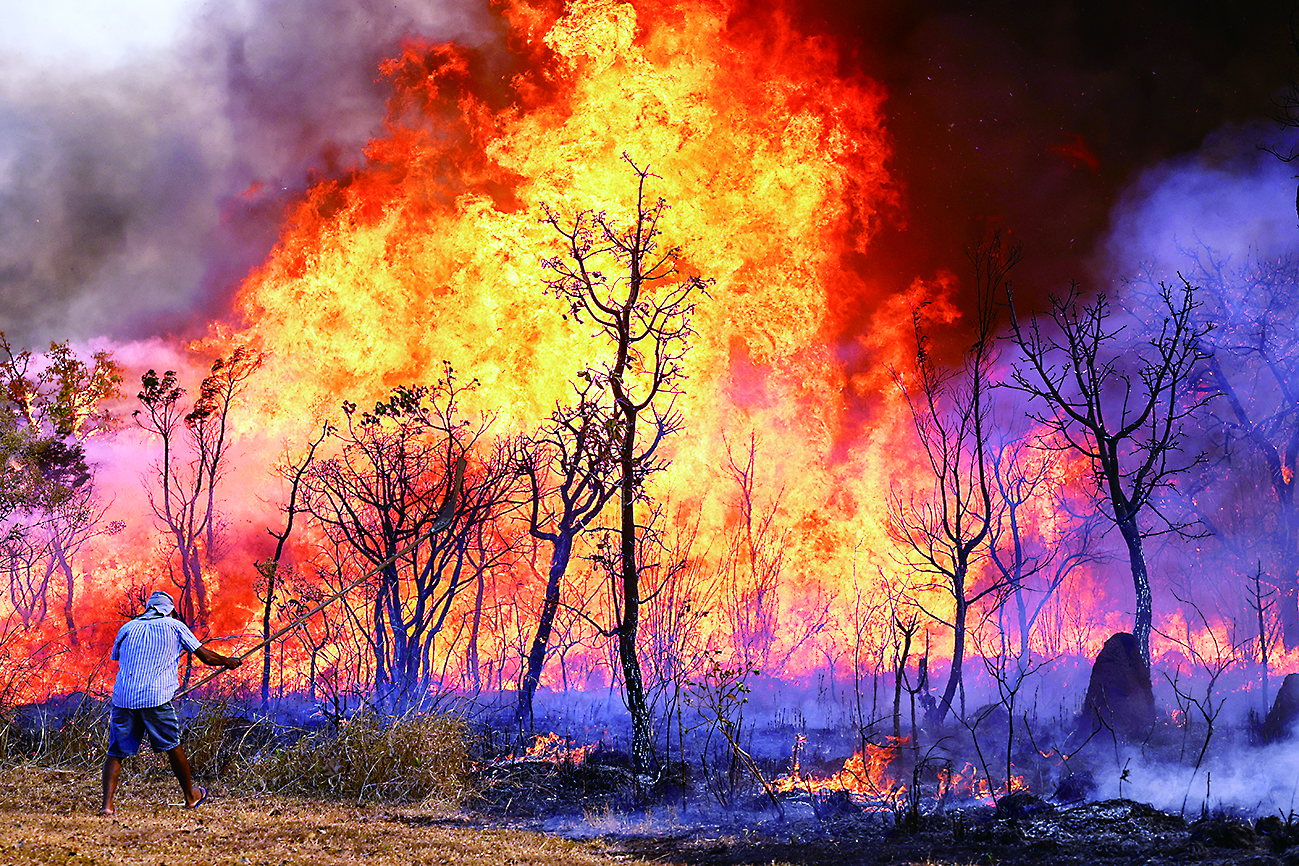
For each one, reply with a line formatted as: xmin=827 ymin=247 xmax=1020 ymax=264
xmin=246 ymin=710 xmax=471 ymax=803
xmin=183 ymin=697 xmax=274 ymax=782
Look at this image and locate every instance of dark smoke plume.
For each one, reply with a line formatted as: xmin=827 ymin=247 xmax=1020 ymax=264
xmin=0 ymin=0 xmax=497 ymax=347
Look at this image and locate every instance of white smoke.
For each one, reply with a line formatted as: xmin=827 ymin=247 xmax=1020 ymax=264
xmin=1092 ymin=738 xmax=1299 ymax=816
xmin=1102 ymin=123 xmax=1298 ymax=279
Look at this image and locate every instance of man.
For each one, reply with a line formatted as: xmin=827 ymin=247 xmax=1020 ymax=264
xmin=101 ymin=590 xmax=242 ymax=815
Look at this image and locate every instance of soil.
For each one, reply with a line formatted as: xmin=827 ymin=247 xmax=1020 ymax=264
xmin=472 ymin=766 xmax=1299 ymax=866
xmin=0 ymin=764 xmax=627 ymax=866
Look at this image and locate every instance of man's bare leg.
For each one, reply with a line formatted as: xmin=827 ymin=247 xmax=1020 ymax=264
xmin=101 ymin=756 xmax=122 ymax=815
xmin=166 ymin=746 xmax=202 ymax=807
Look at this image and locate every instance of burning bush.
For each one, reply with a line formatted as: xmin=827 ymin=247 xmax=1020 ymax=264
xmin=246 ymin=710 xmax=471 ymax=804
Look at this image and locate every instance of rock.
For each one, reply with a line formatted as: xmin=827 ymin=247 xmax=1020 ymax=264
xmin=1263 ymin=674 xmax=1299 ymax=743
xmin=1076 ymin=633 xmax=1154 ymax=743
xmin=1191 ymin=816 xmax=1258 ymax=849
xmin=1052 ymin=770 xmax=1095 ymax=803
xmin=996 ymin=791 xmax=1053 ymax=820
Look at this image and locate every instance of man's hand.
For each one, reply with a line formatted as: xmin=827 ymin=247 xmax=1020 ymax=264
xmin=194 ymin=645 xmax=243 ymax=669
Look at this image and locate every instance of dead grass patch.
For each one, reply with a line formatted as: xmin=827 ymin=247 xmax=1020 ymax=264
xmin=246 ymin=710 xmax=471 ymax=803
xmin=0 ymin=764 xmax=633 ymax=866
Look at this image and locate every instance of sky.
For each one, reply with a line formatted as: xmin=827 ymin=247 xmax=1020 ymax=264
xmin=0 ymin=0 xmax=1296 ymax=349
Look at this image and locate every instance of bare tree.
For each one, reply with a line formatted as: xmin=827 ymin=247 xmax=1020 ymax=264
xmin=719 ymin=434 xmax=794 ymax=675
xmin=842 ymin=555 xmax=893 ymax=750
xmin=1173 ymin=251 xmax=1299 ymax=648
xmin=135 ymin=347 xmax=263 ymax=626
xmin=1008 ymin=278 xmax=1211 ymax=668
xmin=515 ymin=377 xmax=619 ymax=728
xmin=38 ymin=489 xmax=122 ymax=644
xmin=256 ymin=423 xmax=329 ymax=707
xmin=1247 ymin=564 xmax=1280 ymax=708
xmin=460 ymin=516 xmax=522 ymax=694
xmin=889 ymin=235 xmax=1017 ymax=723
xmin=1155 ymin=587 xmax=1247 ymax=816
xmin=304 ymin=375 xmax=516 ymax=711
xmin=987 ymin=437 xmax=1104 ymax=660
xmin=639 ymin=508 xmax=711 ymax=783
xmin=541 ymin=156 xmax=708 ymax=776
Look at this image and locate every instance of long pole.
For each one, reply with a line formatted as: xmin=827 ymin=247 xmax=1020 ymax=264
xmin=176 ymin=456 xmax=466 ymax=701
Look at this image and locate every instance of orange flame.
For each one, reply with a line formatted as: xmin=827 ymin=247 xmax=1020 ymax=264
xmin=219 ymin=0 xmax=907 ymax=683
xmin=775 ymin=738 xmax=1027 ymax=806
xmin=491 ymin=732 xmax=595 ymax=766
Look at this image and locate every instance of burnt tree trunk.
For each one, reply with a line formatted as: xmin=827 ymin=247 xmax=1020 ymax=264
xmin=467 ymin=566 xmax=485 ymax=693
xmin=615 ymin=409 xmax=654 ymax=777
xmin=53 ymin=540 xmax=77 ymax=647
xmin=937 ymin=592 xmax=968 ymax=723
xmin=518 ymin=532 xmax=573 ymax=728
xmin=1118 ymin=519 xmax=1153 ymax=670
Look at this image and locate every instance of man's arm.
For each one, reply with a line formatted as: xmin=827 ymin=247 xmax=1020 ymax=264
xmin=193 ymin=645 xmax=242 ymax=669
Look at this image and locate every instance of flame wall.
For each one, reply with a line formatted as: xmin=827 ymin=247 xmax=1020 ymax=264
xmin=7 ymin=0 xmax=1293 ymax=704
xmin=225 ymin=0 xmax=918 ymax=675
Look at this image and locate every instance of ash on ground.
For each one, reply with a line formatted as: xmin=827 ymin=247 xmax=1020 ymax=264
xmin=466 ymin=740 xmax=1299 ymax=866
xmin=494 ymin=793 xmax=1299 ymax=866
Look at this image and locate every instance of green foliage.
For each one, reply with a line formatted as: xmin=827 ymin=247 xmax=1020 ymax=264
xmin=0 ymin=335 xmax=122 ymax=520
xmin=0 ymin=407 xmax=87 ymax=518
xmin=246 ymin=711 xmax=472 ymax=804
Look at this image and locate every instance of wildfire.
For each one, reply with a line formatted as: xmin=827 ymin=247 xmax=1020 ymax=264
xmin=491 ymin=733 xmax=595 ymax=766
xmin=774 ymin=737 xmax=1027 ymax=807
xmin=775 ymin=738 xmax=905 ymax=800
xmin=3 ymin=0 xmax=1237 ymax=707
xmin=224 ymin=0 xmax=907 ymax=681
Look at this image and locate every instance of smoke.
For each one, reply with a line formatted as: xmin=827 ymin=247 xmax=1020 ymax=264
xmin=0 ymin=0 xmax=497 ymax=348
xmin=1094 ymin=738 xmax=1299 ymax=816
xmin=1103 ymin=125 xmax=1299 ymax=279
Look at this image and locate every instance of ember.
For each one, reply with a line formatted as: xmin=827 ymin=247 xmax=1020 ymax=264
xmin=774 ymin=738 xmax=1028 ymax=808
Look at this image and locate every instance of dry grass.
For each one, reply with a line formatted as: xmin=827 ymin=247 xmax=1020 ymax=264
xmin=8 ymin=698 xmax=473 ymax=807
xmin=10 ymin=699 xmax=108 ymax=768
xmin=0 ymin=764 xmax=640 ymax=866
xmin=246 ymin=710 xmax=471 ymax=803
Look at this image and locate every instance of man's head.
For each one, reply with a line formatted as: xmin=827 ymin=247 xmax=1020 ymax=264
xmin=144 ymin=590 xmax=175 ymax=617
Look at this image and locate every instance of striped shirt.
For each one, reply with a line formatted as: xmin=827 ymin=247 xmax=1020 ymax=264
xmin=110 ymin=614 xmax=203 ymax=709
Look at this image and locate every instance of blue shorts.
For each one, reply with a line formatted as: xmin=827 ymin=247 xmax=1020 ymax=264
xmin=107 ymin=704 xmax=182 ymax=756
